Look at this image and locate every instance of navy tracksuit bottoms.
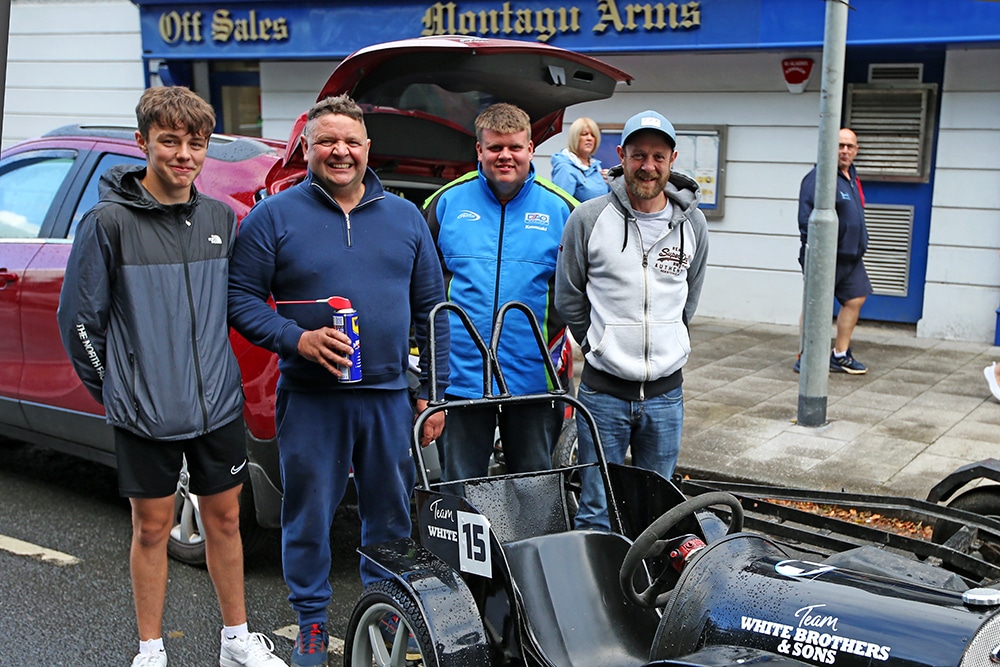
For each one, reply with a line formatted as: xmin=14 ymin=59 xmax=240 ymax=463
xmin=275 ymin=387 xmax=415 ymax=626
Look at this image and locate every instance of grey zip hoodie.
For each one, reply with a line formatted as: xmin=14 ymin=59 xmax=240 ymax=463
xmin=58 ymin=164 xmax=243 ymax=440
xmin=555 ymin=166 xmax=709 ymax=400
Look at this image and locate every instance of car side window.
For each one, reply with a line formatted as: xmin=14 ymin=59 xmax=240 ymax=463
xmin=0 ymin=155 xmax=75 ymax=239
xmin=68 ymin=153 xmax=145 ymax=239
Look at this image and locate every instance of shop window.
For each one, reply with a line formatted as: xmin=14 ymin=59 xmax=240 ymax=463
xmin=212 ymin=61 xmax=262 ymax=137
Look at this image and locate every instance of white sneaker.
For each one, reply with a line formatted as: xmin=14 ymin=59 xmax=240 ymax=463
xmin=131 ymin=651 xmax=167 ymax=667
xmin=986 ymin=363 xmax=1000 ymax=401
xmin=220 ymin=631 xmax=288 ymax=667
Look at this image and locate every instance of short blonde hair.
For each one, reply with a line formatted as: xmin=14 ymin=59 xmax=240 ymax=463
xmin=567 ymin=117 xmax=601 ymax=157
xmin=475 ymin=103 xmax=531 ymax=142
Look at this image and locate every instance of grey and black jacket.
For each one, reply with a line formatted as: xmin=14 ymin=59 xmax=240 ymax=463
xmin=555 ymin=167 xmax=709 ymax=401
xmin=57 ymin=164 xmax=243 ymax=440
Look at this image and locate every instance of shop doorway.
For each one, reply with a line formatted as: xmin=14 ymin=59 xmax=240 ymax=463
xmin=842 ymin=47 xmax=945 ymax=324
xmin=211 ymin=61 xmax=261 ymax=137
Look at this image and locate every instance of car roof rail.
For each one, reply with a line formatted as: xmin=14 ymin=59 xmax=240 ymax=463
xmin=42 ymin=124 xmax=279 ymax=162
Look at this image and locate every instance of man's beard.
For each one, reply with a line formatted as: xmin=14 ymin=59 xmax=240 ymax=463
xmin=626 ymin=169 xmax=669 ymax=200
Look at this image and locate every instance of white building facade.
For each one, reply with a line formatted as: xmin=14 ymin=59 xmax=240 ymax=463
xmin=5 ymin=0 xmax=999 ymax=342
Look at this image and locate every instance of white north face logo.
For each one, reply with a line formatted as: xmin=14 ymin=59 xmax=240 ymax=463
xmin=208 ymin=234 xmax=223 ymax=245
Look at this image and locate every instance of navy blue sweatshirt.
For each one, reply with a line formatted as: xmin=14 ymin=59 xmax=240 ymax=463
xmin=798 ymin=163 xmax=868 ymax=264
xmin=228 ymin=169 xmax=449 ymax=396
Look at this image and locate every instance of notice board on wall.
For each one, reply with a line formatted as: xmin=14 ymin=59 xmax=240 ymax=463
xmin=593 ymin=124 xmax=727 ymax=219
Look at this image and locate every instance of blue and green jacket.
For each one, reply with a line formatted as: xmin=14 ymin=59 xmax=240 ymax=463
xmin=423 ymin=165 xmax=576 ymax=398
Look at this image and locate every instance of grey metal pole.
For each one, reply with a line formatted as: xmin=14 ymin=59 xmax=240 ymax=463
xmin=797 ymin=0 xmax=849 ymax=427
xmin=0 ymin=0 xmax=10 ymax=144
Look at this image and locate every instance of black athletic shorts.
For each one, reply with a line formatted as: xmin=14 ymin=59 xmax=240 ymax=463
xmin=114 ymin=417 xmax=249 ymax=499
xmin=834 ymin=258 xmax=874 ymax=305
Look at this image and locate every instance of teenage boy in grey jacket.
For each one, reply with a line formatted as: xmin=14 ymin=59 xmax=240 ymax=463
xmin=555 ymin=110 xmax=708 ymax=531
xmin=58 ymin=86 xmax=285 ymax=667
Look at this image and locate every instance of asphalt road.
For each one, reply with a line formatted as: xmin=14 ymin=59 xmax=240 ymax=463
xmin=0 ymin=438 xmax=365 ymax=666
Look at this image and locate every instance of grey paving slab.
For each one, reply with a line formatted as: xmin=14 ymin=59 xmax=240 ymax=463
xmin=938 ymin=419 xmax=1000 ymax=444
xmin=682 ymin=398 xmax=745 ymax=435
xmin=823 ymin=403 xmax=894 ymax=428
xmin=680 ymin=374 xmax=730 ymax=398
xmin=742 ymin=400 xmax=799 ymax=422
xmin=868 ymin=409 xmax=961 ymax=444
xmin=858 ymin=376 xmax=934 ymax=399
xmin=695 ymin=382 xmax=783 ymax=409
xmin=795 ymin=418 xmax=873 ymax=442
xmin=743 ymin=429 xmax=849 ymax=464
xmin=964 ymin=402 xmax=1000 ymax=425
xmin=832 ymin=389 xmax=914 ymax=412
xmin=886 ymin=452 xmax=974 ymax=499
xmin=587 ymin=315 xmax=1000 ymax=499
xmin=906 ymin=391 xmax=986 ymax=414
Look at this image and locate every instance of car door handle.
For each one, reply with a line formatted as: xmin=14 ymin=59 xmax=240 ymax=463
xmin=0 ymin=270 xmax=20 ymax=287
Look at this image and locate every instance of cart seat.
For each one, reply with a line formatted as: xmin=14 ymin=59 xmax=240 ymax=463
xmin=502 ymin=530 xmax=660 ymax=667
xmin=465 ymin=470 xmax=572 ymax=543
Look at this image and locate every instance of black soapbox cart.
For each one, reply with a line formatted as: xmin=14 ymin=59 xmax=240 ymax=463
xmin=343 ymin=301 xmax=1000 ymax=667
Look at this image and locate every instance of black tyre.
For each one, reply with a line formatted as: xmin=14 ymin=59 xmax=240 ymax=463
xmin=345 ymin=579 xmax=438 ymax=667
xmin=167 ymin=458 xmax=207 ymax=567
xmin=932 ymin=487 xmax=1000 ymax=563
xmin=552 ymin=417 xmax=578 ymax=469
xmin=552 ymin=418 xmax=580 ymax=518
xmin=166 ymin=457 xmax=267 ymax=567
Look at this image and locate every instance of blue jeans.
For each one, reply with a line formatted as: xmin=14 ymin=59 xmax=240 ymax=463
xmin=437 ymin=399 xmax=560 ymax=495
xmin=574 ymin=383 xmax=683 ymax=531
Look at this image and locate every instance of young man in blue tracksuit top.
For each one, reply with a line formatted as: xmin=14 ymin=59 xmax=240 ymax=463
xmin=423 ymin=103 xmax=576 ymax=491
xmin=228 ymin=95 xmax=449 ymax=667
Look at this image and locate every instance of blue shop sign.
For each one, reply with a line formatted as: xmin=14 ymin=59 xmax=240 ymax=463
xmin=132 ymin=0 xmax=1000 ymax=60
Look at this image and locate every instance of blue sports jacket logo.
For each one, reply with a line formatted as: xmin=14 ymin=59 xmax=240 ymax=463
xmin=524 ymin=212 xmax=550 ymax=231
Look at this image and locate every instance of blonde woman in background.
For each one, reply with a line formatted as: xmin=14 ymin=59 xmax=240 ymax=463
xmin=550 ymin=117 xmax=610 ymax=201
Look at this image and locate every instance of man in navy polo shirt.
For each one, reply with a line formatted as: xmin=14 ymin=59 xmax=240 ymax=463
xmin=796 ymin=127 xmax=871 ymax=375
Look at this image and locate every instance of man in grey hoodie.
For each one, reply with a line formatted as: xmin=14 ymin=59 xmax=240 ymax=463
xmin=555 ymin=110 xmax=709 ymax=531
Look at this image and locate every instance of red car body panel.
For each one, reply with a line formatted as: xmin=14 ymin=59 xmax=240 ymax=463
xmin=0 ymin=132 xmax=284 ymax=445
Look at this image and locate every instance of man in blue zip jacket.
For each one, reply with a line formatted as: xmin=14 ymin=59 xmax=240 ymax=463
xmin=423 ymin=103 xmax=575 ymax=492
xmin=228 ymin=95 xmax=449 ymax=667
xmin=797 ymin=127 xmax=871 ymax=374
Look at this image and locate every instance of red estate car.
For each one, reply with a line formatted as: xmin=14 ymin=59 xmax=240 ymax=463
xmin=0 ymin=36 xmax=630 ymax=565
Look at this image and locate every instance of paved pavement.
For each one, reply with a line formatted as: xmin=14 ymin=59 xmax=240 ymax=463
xmin=673 ymin=317 xmax=1000 ymax=501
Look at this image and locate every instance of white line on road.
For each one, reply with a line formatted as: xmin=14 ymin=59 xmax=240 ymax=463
xmin=0 ymin=534 xmax=80 ymax=566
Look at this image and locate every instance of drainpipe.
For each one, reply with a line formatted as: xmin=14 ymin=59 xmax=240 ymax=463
xmin=0 ymin=0 xmax=9 ymax=145
xmin=798 ymin=0 xmax=850 ymax=427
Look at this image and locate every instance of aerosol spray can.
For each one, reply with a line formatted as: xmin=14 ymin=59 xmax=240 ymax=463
xmin=328 ymin=296 xmax=362 ymax=383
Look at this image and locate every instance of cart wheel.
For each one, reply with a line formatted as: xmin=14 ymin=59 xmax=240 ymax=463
xmin=552 ymin=418 xmax=578 ymax=469
xmin=932 ymin=486 xmax=1000 ymax=564
xmin=345 ymin=579 xmax=438 ymax=667
xmin=552 ymin=419 xmax=580 ymax=517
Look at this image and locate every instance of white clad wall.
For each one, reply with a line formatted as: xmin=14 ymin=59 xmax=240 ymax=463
xmin=259 ymin=60 xmax=340 ymax=142
xmin=3 ymin=0 xmax=145 ymax=149
xmin=916 ymin=47 xmax=1000 ymax=342
xmin=537 ymin=50 xmax=825 ymax=326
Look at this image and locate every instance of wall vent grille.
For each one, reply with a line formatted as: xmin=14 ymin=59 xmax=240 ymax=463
xmin=863 ymin=204 xmax=914 ymax=296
